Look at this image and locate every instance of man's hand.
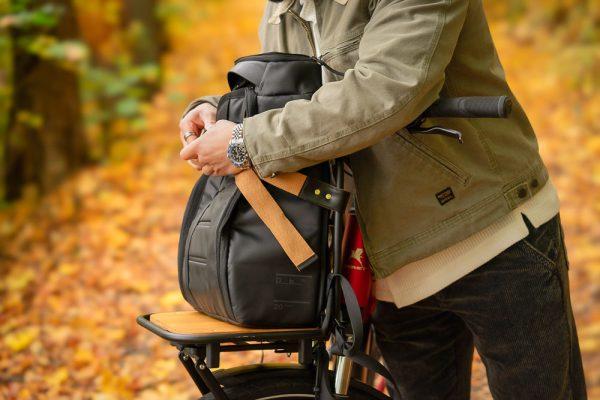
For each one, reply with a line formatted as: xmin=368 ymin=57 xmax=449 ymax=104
xmin=180 ymin=120 xmax=243 ymax=176
xmin=179 ymin=103 xmax=217 ymax=170
xmin=179 ymin=103 xmax=217 ymax=145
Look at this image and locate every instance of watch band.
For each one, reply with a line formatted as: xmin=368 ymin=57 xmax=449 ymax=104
xmin=231 ymin=123 xmax=244 ymax=141
xmin=227 ymin=123 xmax=251 ymax=169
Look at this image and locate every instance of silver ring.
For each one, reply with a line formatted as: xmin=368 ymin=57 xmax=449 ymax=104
xmin=183 ymin=131 xmax=197 ymax=142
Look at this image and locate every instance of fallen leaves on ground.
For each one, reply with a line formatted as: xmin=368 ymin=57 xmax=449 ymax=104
xmin=0 ymin=1 xmax=598 ymax=399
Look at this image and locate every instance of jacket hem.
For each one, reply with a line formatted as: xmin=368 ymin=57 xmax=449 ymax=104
xmin=367 ymin=161 xmax=549 ymax=279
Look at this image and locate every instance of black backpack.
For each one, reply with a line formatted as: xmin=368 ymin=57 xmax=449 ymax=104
xmin=178 ymin=53 xmax=349 ymax=328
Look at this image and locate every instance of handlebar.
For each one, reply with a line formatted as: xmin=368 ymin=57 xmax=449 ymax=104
xmin=423 ymin=96 xmax=512 ymax=119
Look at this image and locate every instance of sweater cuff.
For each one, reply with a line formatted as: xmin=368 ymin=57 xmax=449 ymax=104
xmin=181 ymin=95 xmax=221 ymax=119
xmin=243 ymin=115 xmax=273 ymax=178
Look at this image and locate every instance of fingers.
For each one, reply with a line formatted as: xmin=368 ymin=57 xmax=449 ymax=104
xmin=179 ymin=116 xmax=200 ymax=145
xmin=187 ymin=159 xmax=203 ymax=170
xmin=179 ymin=104 xmax=217 ymax=145
xmin=183 ymin=131 xmax=199 ymax=144
xmin=198 ymin=105 xmax=217 ymax=128
xmin=184 ymin=149 xmax=211 ymax=175
xmin=180 ymin=138 xmax=200 ymax=161
xmin=187 ymin=160 xmax=214 ymax=176
xmin=180 ymin=135 xmax=212 ymax=176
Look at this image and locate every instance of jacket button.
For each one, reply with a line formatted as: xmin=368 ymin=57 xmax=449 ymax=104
xmin=518 ymin=188 xmax=528 ymax=198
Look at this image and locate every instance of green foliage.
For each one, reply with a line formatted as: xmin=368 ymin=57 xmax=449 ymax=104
xmin=1 ymin=1 xmax=62 ymax=29
xmin=82 ymin=60 xmax=159 ymax=158
xmin=0 ymin=0 xmax=164 ymax=169
xmin=0 ymin=0 xmax=88 ymax=141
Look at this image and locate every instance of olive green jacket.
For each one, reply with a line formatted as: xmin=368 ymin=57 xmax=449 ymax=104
xmin=187 ymin=0 xmax=549 ymax=278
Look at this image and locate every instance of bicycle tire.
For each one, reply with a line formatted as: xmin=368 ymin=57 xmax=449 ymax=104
xmin=201 ymin=365 xmax=389 ymax=400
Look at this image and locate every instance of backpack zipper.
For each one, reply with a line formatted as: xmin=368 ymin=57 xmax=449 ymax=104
xmin=234 ymin=52 xmax=317 ymax=64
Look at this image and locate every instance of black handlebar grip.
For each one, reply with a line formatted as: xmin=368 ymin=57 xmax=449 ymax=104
xmin=424 ymin=96 xmax=512 ymax=119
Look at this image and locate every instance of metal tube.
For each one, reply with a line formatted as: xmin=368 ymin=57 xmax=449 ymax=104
xmin=194 ymin=360 xmax=230 ymax=400
xmin=334 ymin=355 xmax=353 ymax=396
xmin=332 ymin=159 xmax=351 ymax=396
xmin=332 ymin=159 xmax=345 ymax=276
xmin=333 ymin=160 xmax=345 ymax=318
xmin=178 ymin=351 xmax=210 ymax=395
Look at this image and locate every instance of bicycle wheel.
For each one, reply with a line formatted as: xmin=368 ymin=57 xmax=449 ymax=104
xmin=201 ymin=365 xmax=389 ymax=399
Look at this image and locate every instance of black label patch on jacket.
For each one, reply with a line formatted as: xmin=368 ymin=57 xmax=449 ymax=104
xmin=436 ymin=187 xmax=455 ymax=205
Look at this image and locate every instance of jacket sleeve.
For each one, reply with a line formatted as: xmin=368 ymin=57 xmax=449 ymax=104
xmin=181 ymin=95 xmax=221 ymax=118
xmin=243 ymin=0 xmax=469 ymax=178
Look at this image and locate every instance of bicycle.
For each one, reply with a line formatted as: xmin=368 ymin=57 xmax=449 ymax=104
xmin=137 ymin=96 xmax=512 ymax=399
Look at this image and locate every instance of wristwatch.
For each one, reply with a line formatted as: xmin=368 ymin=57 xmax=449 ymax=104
xmin=227 ymin=123 xmax=251 ymax=169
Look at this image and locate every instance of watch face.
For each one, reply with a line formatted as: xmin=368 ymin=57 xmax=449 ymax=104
xmin=228 ymin=139 xmax=248 ymax=168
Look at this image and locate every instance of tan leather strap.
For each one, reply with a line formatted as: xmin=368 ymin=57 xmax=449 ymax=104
xmin=263 ymin=172 xmax=307 ymax=196
xmin=235 ymin=169 xmax=316 ymax=270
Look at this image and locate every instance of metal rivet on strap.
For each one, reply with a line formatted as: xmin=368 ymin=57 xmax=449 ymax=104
xmin=314 ymin=189 xmax=321 ymax=196
xmin=325 ymin=194 xmax=332 ymax=200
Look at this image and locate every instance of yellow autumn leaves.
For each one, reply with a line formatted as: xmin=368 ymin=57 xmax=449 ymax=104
xmin=0 ymin=0 xmax=598 ymax=399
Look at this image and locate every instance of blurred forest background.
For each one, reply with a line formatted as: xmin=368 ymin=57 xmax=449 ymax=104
xmin=0 ymin=0 xmax=598 ymax=399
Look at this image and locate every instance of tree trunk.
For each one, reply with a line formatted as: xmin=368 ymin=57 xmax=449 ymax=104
xmin=122 ymin=0 xmax=168 ymax=64
xmin=121 ymin=0 xmax=167 ymax=95
xmin=4 ymin=0 xmax=87 ymax=201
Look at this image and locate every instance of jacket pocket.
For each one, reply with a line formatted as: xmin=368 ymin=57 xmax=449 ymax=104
xmin=321 ymin=34 xmax=361 ymax=60
xmin=320 ymin=29 xmax=363 ymax=73
xmin=394 ymin=131 xmax=470 ymax=186
xmin=321 ymin=24 xmax=364 ymax=56
xmin=521 ymin=215 xmax=563 ymax=272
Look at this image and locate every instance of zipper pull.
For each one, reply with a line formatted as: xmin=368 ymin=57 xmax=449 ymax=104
xmin=409 ymin=125 xmax=464 ymax=143
xmin=313 ymin=56 xmax=345 ymax=77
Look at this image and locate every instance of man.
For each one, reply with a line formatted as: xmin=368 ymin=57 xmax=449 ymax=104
xmin=178 ymin=0 xmax=587 ymax=398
